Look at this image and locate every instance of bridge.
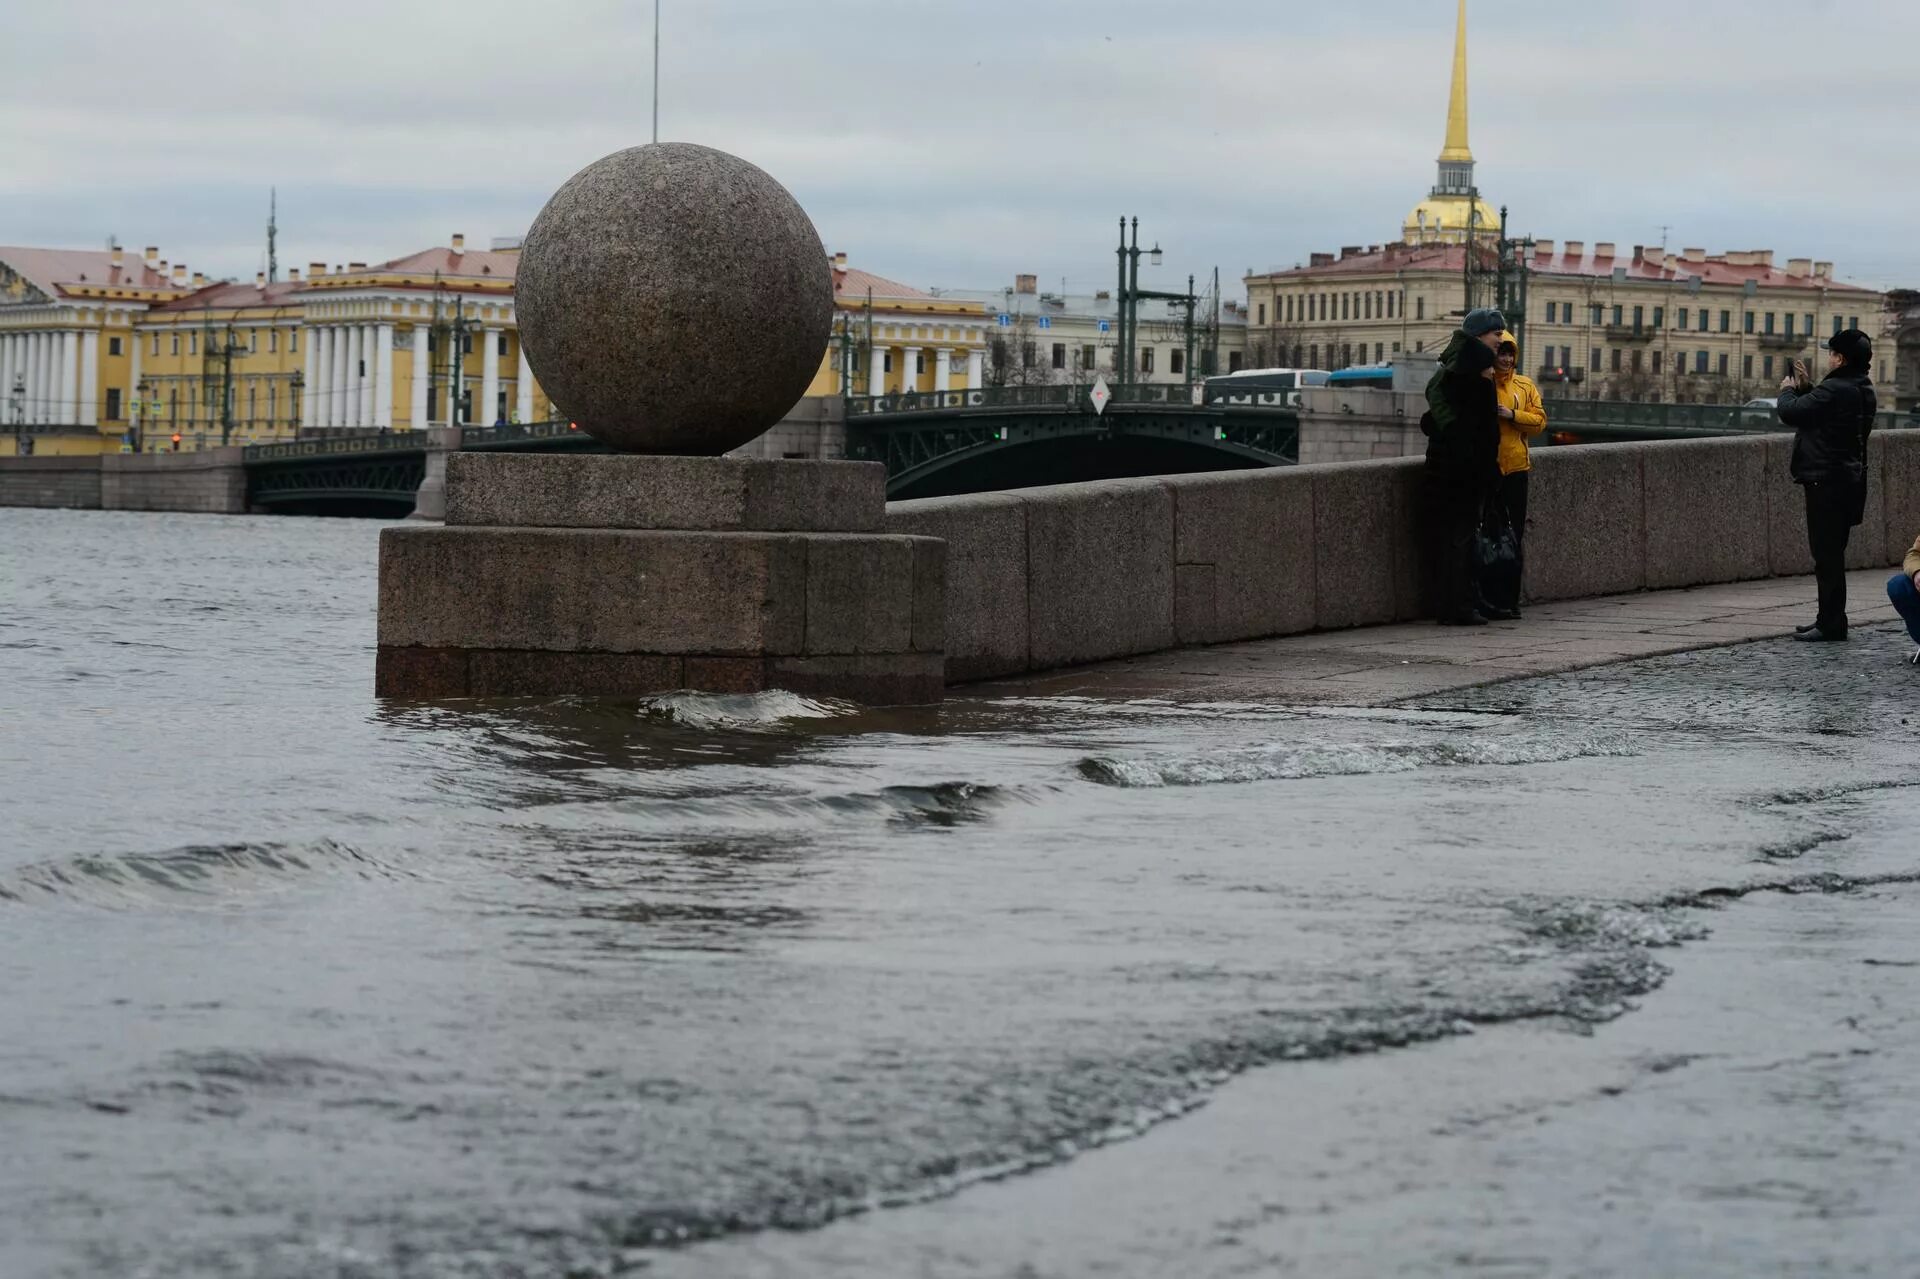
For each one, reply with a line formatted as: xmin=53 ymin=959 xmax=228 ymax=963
xmin=6 ymin=392 xmax=1910 ymax=517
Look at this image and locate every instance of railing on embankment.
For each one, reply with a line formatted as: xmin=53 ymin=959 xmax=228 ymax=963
xmin=885 ymin=429 xmax=1920 ymax=685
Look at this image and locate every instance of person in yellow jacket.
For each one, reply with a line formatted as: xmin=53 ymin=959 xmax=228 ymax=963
xmin=1889 ymin=533 xmax=1920 ymax=665
xmin=1486 ymin=331 xmax=1547 ymax=617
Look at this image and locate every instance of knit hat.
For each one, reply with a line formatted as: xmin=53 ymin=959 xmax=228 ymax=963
xmin=1462 ymin=308 xmax=1507 ymax=337
xmin=1827 ymin=328 xmax=1872 ymax=367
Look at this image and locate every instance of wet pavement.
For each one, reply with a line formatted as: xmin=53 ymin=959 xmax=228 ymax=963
xmin=4 ymin=506 xmax=1919 ymax=1279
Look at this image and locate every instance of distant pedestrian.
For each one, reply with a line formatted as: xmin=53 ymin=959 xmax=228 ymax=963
xmin=1778 ymin=328 xmax=1877 ymax=642
xmin=1485 ymin=330 xmax=1548 ymax=618
xmin=1888 ymin=533 xmax=1920 ymax=666
xmin=1422 ymin=306 xmax=1506 ymax=626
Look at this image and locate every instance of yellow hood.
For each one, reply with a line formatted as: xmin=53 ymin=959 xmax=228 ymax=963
xmin=1494 ymin=330 xmax=1519 ymax=381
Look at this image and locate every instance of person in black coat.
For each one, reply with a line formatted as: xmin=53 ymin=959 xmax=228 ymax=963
xmin=1778 ymin=328 xmax=1877 ymax=641
xmin=1422 ymin=307 xmax=1506 ymax=625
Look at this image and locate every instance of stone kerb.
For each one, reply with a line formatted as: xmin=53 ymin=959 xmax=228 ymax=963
xmin=0 ymin=454 xmax=103 ymax=509
xmin=100 ymin=446 xmax=247 ymax=514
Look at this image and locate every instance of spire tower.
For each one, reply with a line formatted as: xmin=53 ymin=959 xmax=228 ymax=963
xmin=1402 ymin=0 xmax=1497 ymax=244
xmin=1433 ymin=0 xmax=1475 ymax=194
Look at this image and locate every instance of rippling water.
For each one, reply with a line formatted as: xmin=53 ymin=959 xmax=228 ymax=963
xmin=2 ymin=507 xmax=1916 ymax=1278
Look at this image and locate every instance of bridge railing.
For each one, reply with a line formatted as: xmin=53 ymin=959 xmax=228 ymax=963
xmin=846 ymin=382 xmax=1294 ymax=417
xmin=244 ymin=431 xmax=425 ymax=462
xmin=460 ymin=420 xmax=582 ymax=448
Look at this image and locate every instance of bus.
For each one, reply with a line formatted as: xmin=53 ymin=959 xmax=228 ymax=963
xmin=1205 ymin=367 xmax=1331 ymax=393
xmin=1325 ymin=365 xmax=1396 ymax=391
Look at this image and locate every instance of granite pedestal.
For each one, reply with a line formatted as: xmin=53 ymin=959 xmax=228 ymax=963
xmin=376 ymin=453 xmax=945 ymax=703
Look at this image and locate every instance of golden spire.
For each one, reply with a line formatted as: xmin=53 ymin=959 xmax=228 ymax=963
xmin=1439 ymin=0 xmax=1473 ymax=163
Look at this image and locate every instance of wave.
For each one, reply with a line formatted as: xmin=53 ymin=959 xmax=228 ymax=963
xmin=0 ymin=838 xmax=416 ymax=908
xmin=1078 ymin=731 xmax=1639 ymax=789
xmin=637 ymin=689 xmax=856 ymax=731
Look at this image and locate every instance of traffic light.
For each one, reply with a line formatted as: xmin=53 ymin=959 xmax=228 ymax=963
xmin=170 ymin=433 xmax=182 ymax=452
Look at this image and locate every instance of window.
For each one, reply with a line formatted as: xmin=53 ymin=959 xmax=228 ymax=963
xmin=170 ymin=334 xmax=179 ymax=355
xmin=1832 ymin=315 xmax=1843 ymax=335
xmin=1387 ymin=292 xmax=1395 ymax=319
xmin=108 ymin=336 xmax=122 ymax=356
xmin=1635 ymin=306 xmax=1645 ymax=329
xmin=1170 ymin=350 xmax=1185 ymax=374
xmin=1228 ymin=352 xmax=1244 ymax=372
xmin=1850 ymin=315 xmax=1860 ymax=331
xmin=150 ymin=334 xmax=160 ymax=356
xmin=1051 ymin=343 xmax=1066 ymax=370
xmin=1590 ymin=347 xmax=1602 ymax=372
xmin=1309 ymin=344 xmax=1319 ymax=367
xmin=882 ymin=352 xmax=892 ymax=373
xmin=1392 ymin=341 xmax=1402 ymax=353
xmin=1695 ymin=351 xmax=1709 ymax=374
xmin=1784 ymin=314 xmax=1794 ymax=337
xmin=1744 ymin=312 xmax=1755 ymax=334
xmin=1020 ymin=341 xmax=1035 ymax=368
xmin=247 ymin=385 xmax=256 ymax=422
xmin=1719 ymin=353 xmax=1729 ymax=375
xmin=1678 ymin=308 xmax=1689 ymax=330
xmin=1336 ymin=343 xmax=1349 ymax=368
xmin=188 ymin=332 xmax=197 ymax=355
xmin=1764 ymin=312 xmax=1775 ymax=335
xmin=1080 ymin=345 xmax=1095 ymax=369
xmin=1374 ymin=343 xmax=1384 ymax=363
xmin=1340 ymin=294 xmax=1349 ymax=320
xmin=1719 ymin=310 xmax=1730 ymax=332
xmin=268 ymin=383 xmax=276 ymax=424
xmin=1744 ymin=354 xmax=1754 ymax=377
xmin=1611 ymin=348 xmax=1622 ymax=372
xmin=1415 ymin=340 xmax=1425 ymax=353
xmin=427 ymin=388 xmax=440 ymax=421
xmin=1763 ymin=355 xmax=1775 ymax=378
xmin=247 ymin=328 xmax=257 ymax=353
xmin=1257 ymin=303 xmax=1266 ymax=325
xmin=1611 ymin=305 xmax=1623 ymax=326
xmin=1560 ymin=345 xmax=1572 ymax=369
xmin=497 ymin=334 xmax=508 ymax=356
xmin=459 ymin=388 xmax=472 ymax=423
xmin=1416 ymin=297 xmax=1425 ymax=320
xmin=1591 ymin=304 xmax=1604 ymax=325
xmin=268 ymin=329 xmax=278 ymax=353
xmin=460 ymin=333 xmax=473 ymax=354
xmin=1362 ymin=293 xmax=1372 ymax=320
xmin=1140 ymin=348 xmax=1154 ymax=373
xmin=1699 ymin=310 xmax=1709 ymax=332
xmin=1803 ymin=313 xmax=1813 ymax=334
xmin=168 ymin=388 xmax=177 ymax=421
xmin=1675 ymin=352 xmax=1686 ymax=374
xmin=915 ymin=352 xmax=926 ymax=374
xmin=1630 ymin=350 xmax=1642 ymax=372
xmin=106 ymin=387 xmax=122 ymax=420
xmin=289 ymin=328 xmax=298 ymax=353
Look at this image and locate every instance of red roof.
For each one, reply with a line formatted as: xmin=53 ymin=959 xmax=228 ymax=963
xmin=1259 ymin=242 xmax=1873 ymax=294
xmin=0 ymin=245 xmax=179 ymax=297
xmin=152 ymin=279 xmax=307 ymax=312
xmin=833 ymin=265 xmax=928 ymax=299
xmin=349 ymin=247 xmax=520 ymax=283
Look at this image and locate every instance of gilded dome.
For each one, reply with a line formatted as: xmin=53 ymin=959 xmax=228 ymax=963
xmin=1404 ymin=193 xmax=1502 ymax=244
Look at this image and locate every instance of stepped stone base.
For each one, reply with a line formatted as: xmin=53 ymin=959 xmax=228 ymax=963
xmin=376 ymin=454 xmax=944 ymax=703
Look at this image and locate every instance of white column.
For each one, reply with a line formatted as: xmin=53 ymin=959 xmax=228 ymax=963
xmin=79 ymin=330 xmax=99 ymax=427
xmin=410 ymin=327 xmax=430 ymax=430
xmin=868 ymin=344 xmax=885 ymax=396
xmin=39 ymin=332 xmax=54 ymax=423
xmin=331 ymin=325 xmax=350 ymax=428
xmin=933 ymin=347 xmax=952 ymax=393
xmin=375 ymin=323 xmax=394 ymax=428
xmin=347 ymin=325 xmax=365 ymax=427
xmin=901 ymin=346 xmax=922 ymax=393
xmin=965 ymin=347 xmax=984 ymax=389
xmin=516 ymin=343 xmax=533 ymax=423
xmin=0 ymin=337 xmax=13 ymax=425
xmin=24 ymin=334 xmax=37 ymax=423
xmin=58 ymin=330 xmax=78 ymax=423
xmin=314 ymin=326 xmax=331 ymax=427
xmin=301 ymin=325 xmax=317 ymax=427
xmin=480 ymin=326 xmax=500 ymax=425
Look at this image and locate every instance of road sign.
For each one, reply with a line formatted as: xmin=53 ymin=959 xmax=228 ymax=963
xmin=996 ymin=314 xmax=1012 ymax=327
xmin=1097 ymin=319 xmax=1111 ymax=334
xmin=1036 ymin=316 xmax=1051 ymax=329
xmin=1089 ymin=377 xmax=1111 ymax=416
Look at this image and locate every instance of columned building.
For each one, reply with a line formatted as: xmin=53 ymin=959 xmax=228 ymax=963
xmin=807 ymin=255 xmax=993 ymax=397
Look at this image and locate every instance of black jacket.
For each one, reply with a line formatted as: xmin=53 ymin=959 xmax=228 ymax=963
xmin=1424 ymin=330 xmax=1499 ymax=482
xmin=1779 ymin=366 xmax=1876 ymax=486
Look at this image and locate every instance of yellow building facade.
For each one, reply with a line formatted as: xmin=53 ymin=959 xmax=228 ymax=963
xmin=807 ymin=254 xmax=992 ymax=397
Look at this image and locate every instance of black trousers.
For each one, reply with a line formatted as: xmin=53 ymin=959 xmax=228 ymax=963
xmin=1425 ymin=460 xmax=1486 ymax=620
xmin=1483 ymin=470 xmax=1529 ymax=611
xmin=1804 ymin=481 xmax=1854 ymax=633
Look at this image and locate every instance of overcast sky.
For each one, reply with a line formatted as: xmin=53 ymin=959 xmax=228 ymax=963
xmin=4 ymin=0 xmax=1914 ymax=301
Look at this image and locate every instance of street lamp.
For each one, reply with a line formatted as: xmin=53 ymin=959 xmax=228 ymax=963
xmin=289 ymin=369 xmax=305 ymax=438
xmin=1115 ymin=216 xmax=1198 ymax=389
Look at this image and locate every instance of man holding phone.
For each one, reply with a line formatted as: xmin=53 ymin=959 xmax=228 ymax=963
xmin=1777 ymin=328 xmax=1877 ymax=641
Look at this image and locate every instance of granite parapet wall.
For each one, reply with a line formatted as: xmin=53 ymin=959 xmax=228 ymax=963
xmin=0 ymin=456 xmax=103 ymax=509
xmin=887 ymin=432 xmax=1920 ymax=685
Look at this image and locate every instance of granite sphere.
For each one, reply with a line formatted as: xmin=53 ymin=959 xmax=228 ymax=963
xmin=516 ymin=144 xmax=833 ymax=454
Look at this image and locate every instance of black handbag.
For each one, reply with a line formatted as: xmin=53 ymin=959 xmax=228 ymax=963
xmin=1475 ymin=499 xmax=1522 ymax=609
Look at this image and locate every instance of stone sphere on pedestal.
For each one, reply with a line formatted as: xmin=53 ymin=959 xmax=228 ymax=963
xmin=516 ymin=143 xmax=833 ymax=455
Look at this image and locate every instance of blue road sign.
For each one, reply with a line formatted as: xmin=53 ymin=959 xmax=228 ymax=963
xmin=1097 ymin=319 xmax=1111 ymax=334
xmin=996 ymin=314 xmax=1012 ymax=327
xmin=1036 ymin=316 xmax=1051 ymax=329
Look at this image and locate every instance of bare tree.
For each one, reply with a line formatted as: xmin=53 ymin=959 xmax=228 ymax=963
xmin=985 ymin=314 xmax=1057 ymax=389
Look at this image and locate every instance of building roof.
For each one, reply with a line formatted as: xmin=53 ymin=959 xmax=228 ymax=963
xmin=1254 ymin=242 xmax=1877 ymax=295
xmin=151 ymin=279 xmax=307 ymax=313
xmin=0 ymin=245 xmax=180 ymax=299
xmin=833 ymin=264 xmax=928 ymax=299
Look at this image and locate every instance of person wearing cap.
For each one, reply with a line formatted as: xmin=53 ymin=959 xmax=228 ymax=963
xmin=1485 ymin=330 xmax=1548 ymax=618
xmin=1777 ymin=328 xmax=1877 ymax=642
xmin=1889 ymin=534 xmax=1920 ymax=667
xmin=1422 ymin=307 xmax=1506 ymax=625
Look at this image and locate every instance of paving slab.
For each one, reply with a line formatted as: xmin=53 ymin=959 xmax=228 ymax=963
xmin=970 ymin=568 xmax=1902 ymax=706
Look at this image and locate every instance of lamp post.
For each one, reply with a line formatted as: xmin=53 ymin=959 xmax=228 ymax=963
xmin=1114 ymin=215 xmax=1194 ymax=389
xmin=288 ymin=369 xmax=305 ymax=439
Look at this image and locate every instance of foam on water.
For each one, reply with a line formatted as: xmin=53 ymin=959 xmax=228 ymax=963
xmin=638 ymin=689 xmax=855 ymax=731
xmin=1078 ymin=730 xmax=1640 ymax=788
